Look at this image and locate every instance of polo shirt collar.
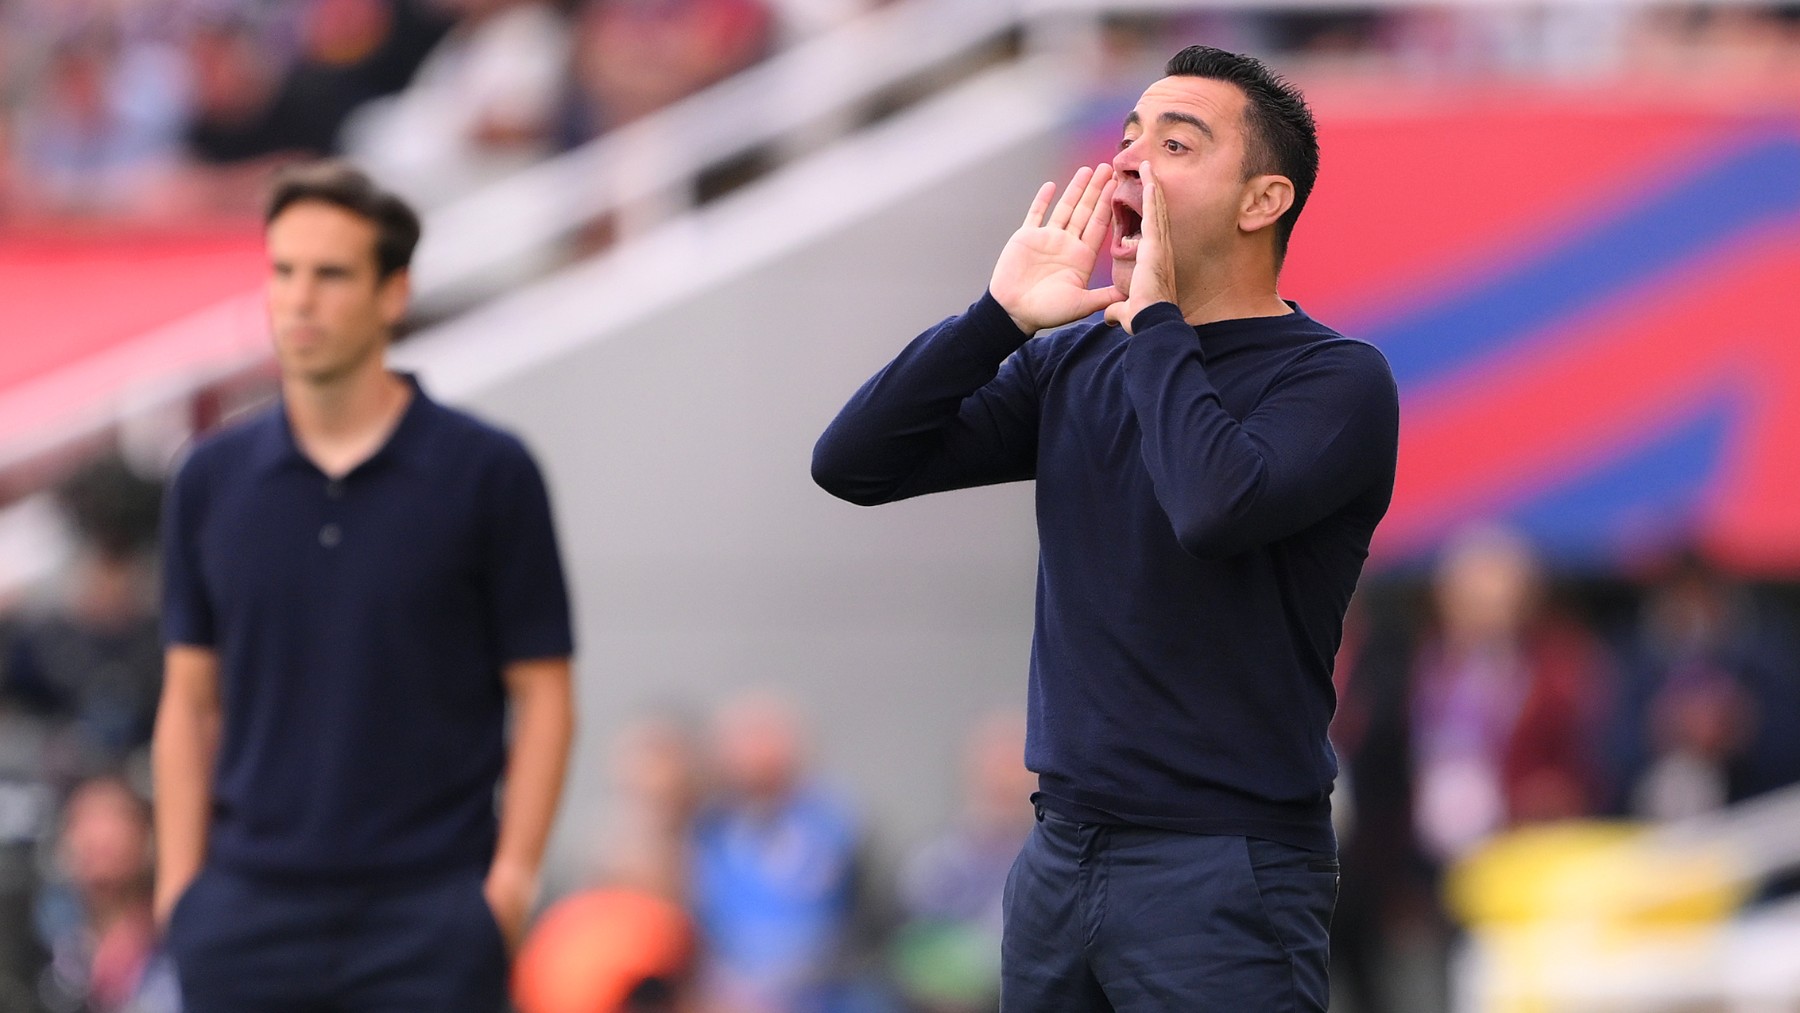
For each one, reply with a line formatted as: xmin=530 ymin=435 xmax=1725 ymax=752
xmin=249 ymin=372 xmax=441 ymax=478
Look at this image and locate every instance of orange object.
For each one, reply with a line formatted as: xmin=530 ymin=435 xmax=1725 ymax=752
xmin=512 ymin=888 xmax=693 ymax=1013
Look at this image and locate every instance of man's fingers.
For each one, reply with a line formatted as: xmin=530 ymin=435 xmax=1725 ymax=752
xmin=1022 ymin=181 xmax=1056 ymax=229
xmin=1047 ymin=166 xmax=1094 ymax=230
xmin=1134 ymin=163 xmax=1178 ymax=307
xmin=1140 ymin=162 xmax=1161 ymax=244
xmin=1139 ymin=162 xmax=1172 ymax=275
xmin=1081 ymin=178 xmax=1118 ymax=249
xmin=1065 ymin=163 xmax=1113 ymax=236
xmin=1144 ymin=164 xmax=1172 ymax=248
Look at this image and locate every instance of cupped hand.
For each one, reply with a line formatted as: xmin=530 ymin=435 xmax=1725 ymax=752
xmin=990 ymin=163 xmax=1123 ymax=335
xmin=1104 ymin=161 xmax=1179 ymax=334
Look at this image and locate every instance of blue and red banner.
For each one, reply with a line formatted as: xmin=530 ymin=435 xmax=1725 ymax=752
xmin=1081 ymin=82 xmax=1800 ymax=573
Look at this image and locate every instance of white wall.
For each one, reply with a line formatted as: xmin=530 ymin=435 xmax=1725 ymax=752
xmin=403 ymin=76 xmax=1074 ymax=885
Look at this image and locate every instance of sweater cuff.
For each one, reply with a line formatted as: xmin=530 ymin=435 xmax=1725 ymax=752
xmin=1131 ymin=301 xmax=1187 ymax=334
xmin=956 ymin=291 xmax=1033 ymax=361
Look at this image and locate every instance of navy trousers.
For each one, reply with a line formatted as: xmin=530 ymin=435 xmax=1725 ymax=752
xmin=164 ymin=864 xmax=510 ymax=1012
xmin=1001 ymin=807 xmax=1337 ymax=1012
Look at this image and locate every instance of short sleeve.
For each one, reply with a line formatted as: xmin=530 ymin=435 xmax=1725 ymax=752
xmin=160 ymin=453 xmax=216 ymax=647
xmin=482 ymin=440 xmax=574 ymax=662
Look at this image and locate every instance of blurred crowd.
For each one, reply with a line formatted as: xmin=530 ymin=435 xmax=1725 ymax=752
xmin=512 ymin=699 xmax=1036 ymax=1013
xmin=0 ymin=0 xmax=881 ymax=225
xmin=1330 ymin=527 xmax=1800 ymax=1013
xmin=1147 ymin=1 xmax=1800 ymax=76
xmin=3 ymin=0 xmax=1800 ymax=1009
xmin=0 ymin=456 xmax=168 ymax=1012
xmin=1 ymin=454 xmax=1798 ymax=1012
xmin=3 ymin=0 xmax=1798 ymax=226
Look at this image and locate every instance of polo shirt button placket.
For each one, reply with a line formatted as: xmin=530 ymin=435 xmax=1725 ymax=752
xmin=321 ymin=478 xmax=346 ymax=549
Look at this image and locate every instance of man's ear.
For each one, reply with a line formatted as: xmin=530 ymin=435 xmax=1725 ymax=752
xmin=378 ymin=268 xmax=412 ymax=329
xmin=1239 ymin=175 xmax=1295 ymax=237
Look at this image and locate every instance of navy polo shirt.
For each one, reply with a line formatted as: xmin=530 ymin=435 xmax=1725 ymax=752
xmin=161 ymin=375 xmax=573 ymax=880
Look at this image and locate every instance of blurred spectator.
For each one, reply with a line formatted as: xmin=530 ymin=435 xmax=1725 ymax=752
xmin=343 ymin=0 xmax=571 ymax=208
xmin=1626 ymin=3 xmax=1800 ymax=77
xmin=688 ymin=694 xmax=867 ymax=1013
xmin=1330 ymin=533 xmax=1618 ymax=1013
xmin=563 ymin=0 xmax=773 ymax=141
xmin=34 ymin=775 xmax=178 ymax=1013
xmin=1409 ymin=525 xmax=1616 ymax=866
xmin=1607 ymin=551 xmax=1800 ymax=821
xmin=173 ymin=0 xmax=452 ymax=216
xmin=600 ymin=713 xmax=707 ymax=902
xmin=0 ymin=8 xmax=20 ymax=215
xmin=1330 ymin=589 xmax=1443 ymax=1013
xmin=289 ymin=0 xmax=456 ymax=116
xmin=183 ymin=9 xmax=339 ymax=165
xmin=889 ymin=712 xmax=1032 ymax=1013
xmin=1261 ymin=8 xmax=1393 ymax=56
xmin=174 ymin=7 xmax=344 ymax=216
xmin=516 ymin=711 xmax=706 ymax=1013
xmin=6 ymin=13 xmax=188 ymax=218
xmin=3 ymin=457 xmax=163 ymax=787
xmin=0 ymin=721 xmax=50 ymax=1012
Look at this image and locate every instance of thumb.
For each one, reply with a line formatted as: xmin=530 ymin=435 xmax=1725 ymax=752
xmin=1081 ymin=285 xmax=1124 ymax=318
xmin=1103 ymin=298 xmax=1131 ymax=332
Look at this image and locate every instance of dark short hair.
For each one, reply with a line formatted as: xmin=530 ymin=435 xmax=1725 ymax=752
xmin=1164 ymin=46 xmax=1318 ymax=262
xmin=265 ymin=160 xmax=422 ymax=278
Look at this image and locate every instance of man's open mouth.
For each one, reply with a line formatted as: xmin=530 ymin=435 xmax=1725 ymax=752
xmin=1112 ymin=199 xmax=1143 ymax=258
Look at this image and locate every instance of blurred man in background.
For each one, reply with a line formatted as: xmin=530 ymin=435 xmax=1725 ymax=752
xmin=1607 ymin=551 xmax=1800 ymax=822
xmin=891 ymin=711 xmax=1035 ymax=1013
xmin=514 ymin=711 xmax=705 ymax=1013
xmin=563 ymin=0 xmax=773 ymax=139
xmin=814 ymin=44 xmax=1399 ymax=1012
xmin=35 ymin=775 xmax=179 ymax=1013
xmin=1409 ymin=525 xmax=1614 ymax=864
xmin=152 ymin=160 xmax=576 ymax=1011
xmin=688 ymin=694 xmax=870 ymax=1013
xmin=4 ymin=11 xmax=187 ymax=218
xmin=4 ymin=456 xmax=164 ymax=787
xmin=598 ymin=712 xmax=708 ymax=903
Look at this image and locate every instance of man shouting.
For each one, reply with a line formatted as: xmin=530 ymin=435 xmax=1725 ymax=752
xmin=813 ymin=46 xmax=1399 ymax=1011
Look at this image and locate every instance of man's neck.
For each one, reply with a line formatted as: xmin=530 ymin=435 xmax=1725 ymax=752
xmin=284 ymin=360 xmax=412 ymax=478
xmin=1178 ymin=288 xmax=1292 ymax=328
xmin=1173 ymin=247 xmax=1292 ymax=327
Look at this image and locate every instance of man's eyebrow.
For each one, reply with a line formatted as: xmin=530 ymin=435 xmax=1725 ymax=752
xmin=1120 ymin=109 xmax=1214 ymax=140
xmin=1160 ymin=111 xmax=1213 ymax=139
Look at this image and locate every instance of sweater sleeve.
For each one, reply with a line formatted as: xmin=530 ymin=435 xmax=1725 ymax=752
xmin=812 ymin=292 xmax=1041 ymax=505
xmin=1120 ymin=302 xmax=1400 ymax=559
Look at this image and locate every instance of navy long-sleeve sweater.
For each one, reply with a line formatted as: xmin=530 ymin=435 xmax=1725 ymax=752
xmin=813 ymin=293 xmax=1399 ymax=850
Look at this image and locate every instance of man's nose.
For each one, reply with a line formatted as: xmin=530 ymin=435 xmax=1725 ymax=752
xmin=291 ymin=278 xmax=319 ymax=310
xmin=274 ymin=280 xmax=315 ymax=317
xmin=1112 ymin=140 xmax=1144 ymax=178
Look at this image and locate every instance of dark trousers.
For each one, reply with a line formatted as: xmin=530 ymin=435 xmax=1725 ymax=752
xmin=164 ymin=864 xmax=509 ymax=1013
xmin=1001 ymin=808 xmax=1337 ymax=1012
